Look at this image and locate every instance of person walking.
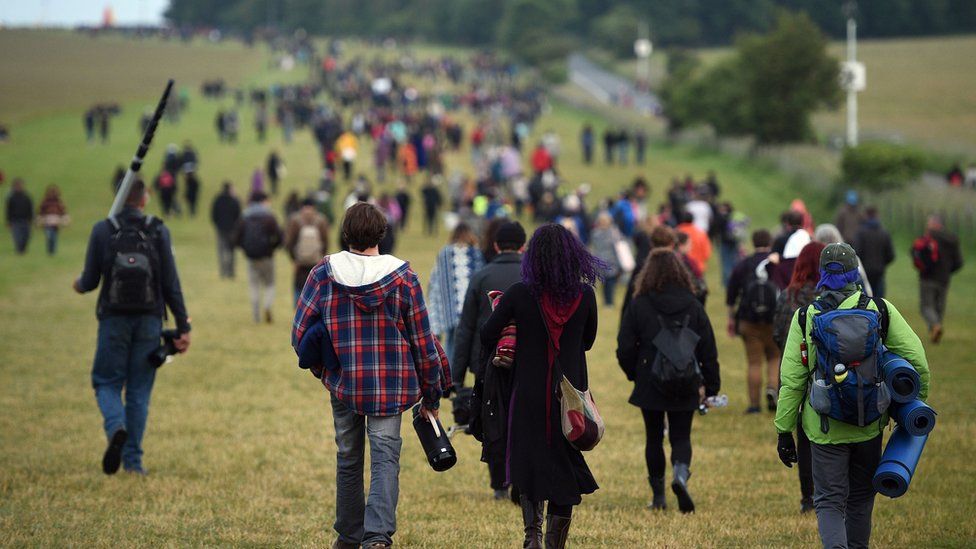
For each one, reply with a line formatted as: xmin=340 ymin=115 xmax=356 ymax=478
xmin=833 ymin=191 xmax=863 ymax=244
xmin=73 ymin=179 xmax=191 ymax=475
xmin=913 ymin=215 xmax=964 ymax=343
xmin=38 ymin=184 xmax=68 ymax=255
xmin=292 ymin=202 xmax=449 ymax=549
xmin=676 ymin=211 xmax=712 ymax=275
xmin=5 ymin=178 xmax=33 ymax=254
xmin=452 ymin=221 xmax=526 ymax=500
xmin=726 ymin=230 xmax=780 ymax=414
xmin=184 ymin=170 xmax=201 ymax=217
xmin=421 ymin=179 xmax=443 ymax=236
xmin=266 ymin=150 xmax=284 ymax=196
xmin=771 ymin=240 xmax=825 ymax=514
xmin=481 ymin=224 xmax=602 ymax=549
xmin=617 ymin=249 xmax=720 ymax=513
xmin=581 ymin=124 xmax=594 ymax=165
xmin=589 ymin=212 xmax=624 ymax=307
xmin=426 ymin=224 xmax=485 ymax=359
xmin=211 ymin=182 xmax=242 ymax=279
xmin=337 ymin=130 xmax=359 ymax=181
xmin=235 ymin=191 xmax=282 ymax=323
xmin=852 ymin=207 xmax=894 ymax=299
xmin=775 ymin=243 xmax=930 ymax=549
xmin=283 ymin=198 xmax=330 ymax=303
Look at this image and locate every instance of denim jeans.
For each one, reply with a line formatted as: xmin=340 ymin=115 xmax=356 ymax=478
xmin=331 ymin=394 xmax=403 ymax=547
xmin=720 ymin=241 xmax=739 ymax=287
xmin=10 ymin=221 xmax=30 ymax=254
xmin=44 ymin=226 xmax=58 ymax=255
xmin=91 ymin=315 xmax=161 ymax=470
xmin=602 ymin=275 xmax=618 ymax=306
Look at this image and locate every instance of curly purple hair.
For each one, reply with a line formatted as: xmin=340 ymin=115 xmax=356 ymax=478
xmin=521 ymin=223 xmax=607 ymax=305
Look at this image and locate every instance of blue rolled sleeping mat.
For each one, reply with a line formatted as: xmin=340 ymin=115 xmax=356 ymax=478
xmin=891 ymin=399 xmax=937 ymax=436
xmin=880 ymin=350 xmax=921 ymax=403
xmin=873 ymin=426 xmax=929 ymax=498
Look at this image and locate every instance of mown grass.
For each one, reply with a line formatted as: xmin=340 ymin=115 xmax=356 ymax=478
xmin=0 ymin=32 xmax=974 ymax=547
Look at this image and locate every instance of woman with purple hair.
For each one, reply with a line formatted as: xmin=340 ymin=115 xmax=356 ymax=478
xmin=481 ymin=224 xmax=604 ymax=549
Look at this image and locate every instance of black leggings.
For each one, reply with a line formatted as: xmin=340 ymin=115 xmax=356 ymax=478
xmin=641 ymin=409 xmax=694 ymax=478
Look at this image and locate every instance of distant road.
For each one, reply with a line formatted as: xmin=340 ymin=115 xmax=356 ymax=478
xmin=567 ymin=53 xmax=660 ymax=116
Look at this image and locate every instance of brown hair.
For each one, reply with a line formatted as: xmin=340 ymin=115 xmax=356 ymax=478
xmin=650 ymin=225 xmax=676 ymax=249
xmin=125 ymin=179 xmax=147 ymax=207
xmin=634 ymin=249 xmax=695 ymax=297
xmin=341 ymin=202 xmax=388 ymax=251
xmin=450 ymin=222 xmax=479 ymax=247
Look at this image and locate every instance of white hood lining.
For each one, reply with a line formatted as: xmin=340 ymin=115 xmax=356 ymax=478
xmin=329 ymin=251 xmax=406 ymax=287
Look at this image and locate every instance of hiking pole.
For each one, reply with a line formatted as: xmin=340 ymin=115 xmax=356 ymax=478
xmin=108 ymin=79 xmax=174 ymax=218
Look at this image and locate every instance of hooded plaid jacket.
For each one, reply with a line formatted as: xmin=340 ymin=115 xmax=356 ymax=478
xmin=292 ymin=256 xmax=450 ymax=416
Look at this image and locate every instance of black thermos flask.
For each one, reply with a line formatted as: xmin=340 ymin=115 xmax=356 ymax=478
xmin=412 ymin=404 xmax=457 ymax=472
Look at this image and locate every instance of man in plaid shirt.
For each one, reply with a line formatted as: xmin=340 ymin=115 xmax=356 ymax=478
xmin=292 ymin=202 xmax=449 ymax=549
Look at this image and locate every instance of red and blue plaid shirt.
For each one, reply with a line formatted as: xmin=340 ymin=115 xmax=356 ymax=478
xmin=292 ymin=256 xmax=450 ymax=416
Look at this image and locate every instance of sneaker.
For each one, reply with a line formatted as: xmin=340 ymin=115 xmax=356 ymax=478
xmin=744 ymin=406 xmax=761 ymax=415
xmin=800 ymin=497 xmax=815 ymax=514
xmin=102 ymin=428 xmax=128 ymax=475
xmin=766 ymin=389 xmax=778 ymax=412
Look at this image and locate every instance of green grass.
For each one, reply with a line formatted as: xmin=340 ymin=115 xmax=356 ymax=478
xmin=1 ymin=32 xmax=974 ymax=547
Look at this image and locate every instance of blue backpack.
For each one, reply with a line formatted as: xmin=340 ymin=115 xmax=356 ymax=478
xmin=799 ymin=293 xmax=890 ymax=433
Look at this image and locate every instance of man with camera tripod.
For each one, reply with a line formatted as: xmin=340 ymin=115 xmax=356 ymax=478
xmin=73 ymin=179 xmax=191 ymax=475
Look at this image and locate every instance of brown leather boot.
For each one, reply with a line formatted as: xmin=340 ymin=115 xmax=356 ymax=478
xmin=520 ymin=495 xmax=544 ymax=548
xmin=544 ymin=515 xmax=572 ymax=549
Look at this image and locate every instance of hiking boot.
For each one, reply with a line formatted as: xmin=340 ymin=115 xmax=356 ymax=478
xmin=544 ymin=514 xmax=572 ymax=549
xmin=931 ymin=324 xmax=943 ymax=344
xmin=744 ymin=406 xmax=761 ymax=415
xmin=648 ymin=476 xmax=667 ymax=510
xmin=520 ymin=496 xmax=544 ymax=549
xmin=766 ymin=389 xmax=778 ymax=412
xmin=331 ymin=540 xmax=359 ymax=549
xmin=800 ymin=497 xmax=815 ymax=514
xmin=102 ymin=428 xmax=128 ymax=475
xmin=671 ymin=462 xmax=695 ymax=514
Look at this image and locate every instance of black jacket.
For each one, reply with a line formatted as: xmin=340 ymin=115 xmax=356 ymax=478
xmin=211 ymin=193 xmax=242 ymax=234
xmin=852 ymin=219 xmax=894 ymax=276
xmin=5 ymin=190 xmax=33 ymax=223
xmin=451 ymin=252 xmax=522 ymax=386
xmin=617 ymin=286 xmax=720 ymax=411
xmin=921 ymin=229 xmax=964 ymax=286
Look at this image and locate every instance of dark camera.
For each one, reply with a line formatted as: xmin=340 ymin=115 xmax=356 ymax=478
xmin=147 ymin=329 xmax=181 ymax=368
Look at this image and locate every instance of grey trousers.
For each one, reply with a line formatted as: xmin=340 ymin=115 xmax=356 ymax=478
xmin=216 ymin=231 xmax=235 ymax=278
xmin=810 ymin=436 xmax=883 ymax=549
xmin=247 ymin=258 xmax=275 ymax=321
xmin=919 ymin=279 xmax=948 ymax=329
xmin=330 ymin=394 xmax=403 ymax=547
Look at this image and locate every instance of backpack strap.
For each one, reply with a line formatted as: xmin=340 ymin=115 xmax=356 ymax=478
xmin=872 ymin=297 xmax=890 ymax=342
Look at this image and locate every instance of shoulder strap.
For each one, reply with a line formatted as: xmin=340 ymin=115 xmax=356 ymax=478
xmin=872 ymin=297 xmax=890 ymax=341
xmin=107 ymin=216 xmax=121 ymax=232
xmin=798 ymin=304 xmax=808 ymax=334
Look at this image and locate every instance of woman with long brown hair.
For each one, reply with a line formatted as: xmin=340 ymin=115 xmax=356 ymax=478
xmin=616 ymin=249 xmax=720 ymax=513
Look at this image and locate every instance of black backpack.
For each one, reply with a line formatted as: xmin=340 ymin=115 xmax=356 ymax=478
xmin=104 ymin=215 xmax=162 ymax=315
xmin=649 ymin=315 xmax=702 ymax=396
xmin=240 ymin=214 xmax=277 ymax=259
xmin=741 ymin=263 xmax=778 ymax=323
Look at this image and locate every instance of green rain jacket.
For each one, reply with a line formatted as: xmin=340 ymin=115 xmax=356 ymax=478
xmin=774 ymin=289 xmax=930 ymax=445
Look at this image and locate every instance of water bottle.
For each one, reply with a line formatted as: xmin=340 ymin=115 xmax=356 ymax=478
xmin=833 ymin=363 xmax=849 ymax=383
xmin=411 ymin=404 xmax=457 ymax=472
xmin=699 ymin=394 xmax=729 ymax=415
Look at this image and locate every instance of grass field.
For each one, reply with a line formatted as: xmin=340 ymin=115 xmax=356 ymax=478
xmin=609 ymin=35 xmax=976 ymax=156
xmin=1 ymin=30 xmax=974 ymax=547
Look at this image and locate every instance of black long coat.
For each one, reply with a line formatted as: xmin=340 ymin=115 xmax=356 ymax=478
xmin=616 ymin=286 xmax=721 ymax=411
xmin=481 ymin=282 xmax=599 ymax=506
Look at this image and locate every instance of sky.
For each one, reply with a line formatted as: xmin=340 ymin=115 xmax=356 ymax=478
xmin=0 ymin=0 xmax=168 ymax=27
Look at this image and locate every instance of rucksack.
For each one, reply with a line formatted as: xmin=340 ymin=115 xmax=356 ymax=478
xmin=741 ymin=262 xmax=778 ymax=323
xmin=649 ymin=315 xmax=702 ymax=396
xmin=104 ymin=215 xmax=161 ymax=315
xmin=799 ymin=293 xmax=891 ymax=433
xmin=294 ymin=224 xmax=324 ymax=266
xmin=240 ymin=214 xmax=277 ymax=259
xmin=911 ymin=235 xmax=939 ymax=274
xmin=158 ymin=171 xmax=174 ymax=189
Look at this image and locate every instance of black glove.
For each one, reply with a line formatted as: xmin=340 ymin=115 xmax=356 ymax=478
xmin=777 ymin=432 xmax=798 ymax=468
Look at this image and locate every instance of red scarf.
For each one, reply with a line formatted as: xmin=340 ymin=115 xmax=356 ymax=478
xmin=541 ymin=292 xmax=582 ymax=444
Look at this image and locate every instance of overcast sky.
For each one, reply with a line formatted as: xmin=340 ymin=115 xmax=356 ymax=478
xmin=0 ymin=0 xmax=168 ymax=27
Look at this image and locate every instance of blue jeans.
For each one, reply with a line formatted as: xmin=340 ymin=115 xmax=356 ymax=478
xmin=720 ymin=241 xmax=739 ymax=287
xmin=331 ymin=394 xmax=403 ymax=547
xmin=91 ymin=315 xmax=161 ymax=470
xmin=602 ymin=275 xmax=618 ymax=306
xmin=10 ymin=221 xmax=30 ymax=254
xmin=44 ymin=226 xmax=58 ymax=255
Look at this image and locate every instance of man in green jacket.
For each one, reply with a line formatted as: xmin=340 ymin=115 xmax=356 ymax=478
xmin=774 ymin=243 xmax=930 ymax=549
